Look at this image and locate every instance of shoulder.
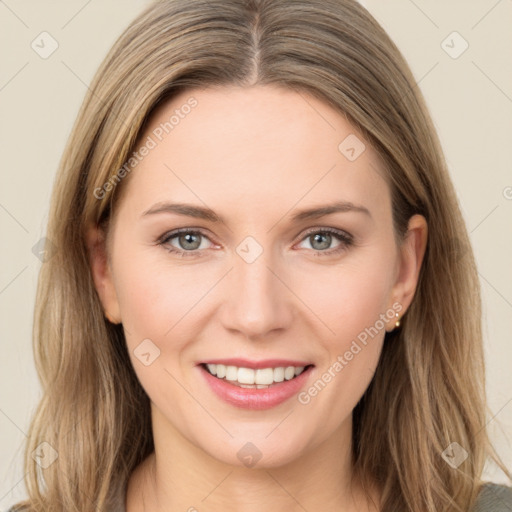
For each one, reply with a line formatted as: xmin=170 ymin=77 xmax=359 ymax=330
xmin=472 ymin=482 xmax=512 ymax=511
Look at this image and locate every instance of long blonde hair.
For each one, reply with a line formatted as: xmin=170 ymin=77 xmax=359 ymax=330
xmin=12 ymin=0 xmax=511 ymax=511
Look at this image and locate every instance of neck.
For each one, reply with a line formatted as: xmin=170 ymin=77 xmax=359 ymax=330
xmin=126 ymin=404 xmax=379 ymax=512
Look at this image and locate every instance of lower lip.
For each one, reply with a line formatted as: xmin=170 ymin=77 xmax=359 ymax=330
xmin=198 ymin=364 xmax=314 ymax=410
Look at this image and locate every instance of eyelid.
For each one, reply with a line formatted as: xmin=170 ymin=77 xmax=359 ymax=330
xmin=157 ymin=225 xmax=354 ymax=257
xmin=297 ymin=225 xmax=353 ymax=243
xmin=157 ymin=227 xmax=216 ymax=248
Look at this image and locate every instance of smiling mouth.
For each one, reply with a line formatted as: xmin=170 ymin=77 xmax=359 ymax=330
xmin=200 ymin=363 xmax=315 ymax=389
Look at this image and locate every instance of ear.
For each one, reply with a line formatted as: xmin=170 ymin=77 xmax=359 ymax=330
xmin=386 ymin=214 xmax=428 ymax=331
xmin=85 ymin=223 xmax=122 ymax=324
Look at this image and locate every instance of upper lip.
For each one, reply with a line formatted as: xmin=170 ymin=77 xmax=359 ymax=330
xmin=199 ymin=358 xmax=314 ymax=370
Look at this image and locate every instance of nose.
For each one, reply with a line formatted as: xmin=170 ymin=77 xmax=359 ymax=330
xmin=220 ymin=240 xmax=294 ymax=340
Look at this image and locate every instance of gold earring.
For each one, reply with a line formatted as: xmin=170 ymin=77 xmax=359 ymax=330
xmin=395 ymin=312 xmax=401 ymax=329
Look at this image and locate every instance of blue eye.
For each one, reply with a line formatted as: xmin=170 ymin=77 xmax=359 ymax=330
xmin=157 ymin=227 xmax=353 ymax=258
xmin=297 ymin=227 xmax=353 ymax=256
xmin=158 ymin=228 xmax=213 ymax=257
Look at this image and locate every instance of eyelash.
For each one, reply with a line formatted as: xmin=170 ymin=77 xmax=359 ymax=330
xmin=157 ymin=227 xmax=353 ymax=258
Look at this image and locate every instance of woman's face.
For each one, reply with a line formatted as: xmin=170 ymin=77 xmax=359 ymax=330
xmin=90 ymin=85 xmax=426 ymax=468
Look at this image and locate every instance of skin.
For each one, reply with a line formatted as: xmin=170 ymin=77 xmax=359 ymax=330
xmin=87 ymin=85 xmax=427 ymax=512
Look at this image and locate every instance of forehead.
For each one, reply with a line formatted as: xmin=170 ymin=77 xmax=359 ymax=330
xmin=117 ymin=85 xmax=390 ymax=223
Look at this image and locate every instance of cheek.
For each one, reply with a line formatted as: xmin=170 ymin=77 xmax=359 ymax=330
xmin=116 ymin=247 xmax=395 ymax=340
xmin=292 ymin=255 xmax=395 ymax=343
xmin=292 ymin=251 xmax=394 ymax=410
xmin=113 ymin=251 xmax=221 ymax=370
xmin=110 ymin=246 xmax=182 ymax=345
xmin=296 ymin=271 xmax=390 ymax=436
xmin=114 ymin=230 xmax=396 ymax=356
xmin=114 ymin=257 xmax=199 ymax=400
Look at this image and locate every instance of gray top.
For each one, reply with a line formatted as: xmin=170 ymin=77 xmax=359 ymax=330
xmin=7 ymin=482 xmax=512 ymax=511
xmin=472 ymin=483 xmax=512 ymax=512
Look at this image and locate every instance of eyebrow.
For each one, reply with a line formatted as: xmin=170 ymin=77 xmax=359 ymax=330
xmin=141 ymin=200 xmax=372 ymax=223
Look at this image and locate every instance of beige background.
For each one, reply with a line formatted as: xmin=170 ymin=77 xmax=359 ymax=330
xmin=1 ymin=0 xmax=511 ymax=508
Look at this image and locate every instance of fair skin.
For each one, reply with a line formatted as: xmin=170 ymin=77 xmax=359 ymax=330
xmin=87 ymin=85 xmax=427 ymax=512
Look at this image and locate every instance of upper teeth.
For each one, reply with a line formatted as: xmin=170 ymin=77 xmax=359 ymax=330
xmin=206 ymin=364 xmax=306 ymax=385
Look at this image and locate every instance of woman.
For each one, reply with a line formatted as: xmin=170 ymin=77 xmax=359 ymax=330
xmin=8 ymin=0 xmax=512 ymax=511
